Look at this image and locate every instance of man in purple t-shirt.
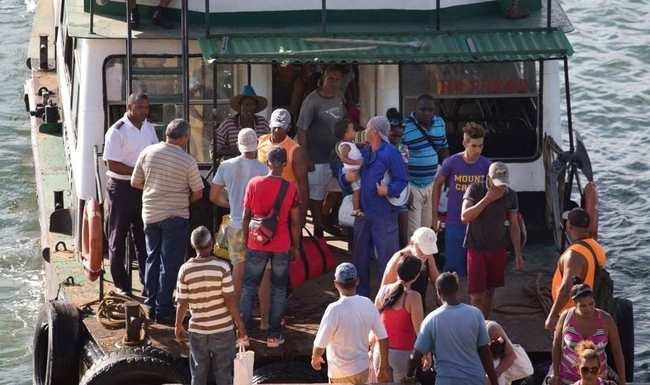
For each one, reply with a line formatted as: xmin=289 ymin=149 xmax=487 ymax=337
xmin=431 ymin=123 xmax=491 ymax=276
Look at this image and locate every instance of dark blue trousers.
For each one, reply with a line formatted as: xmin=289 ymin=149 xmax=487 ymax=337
xmin=352 ymin=213 xmax=399 ymax=298
xmin=106 ymin=177 xmax=147 ymax=293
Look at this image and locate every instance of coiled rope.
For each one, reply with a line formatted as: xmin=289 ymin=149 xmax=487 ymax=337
xmin=97 ymin=290 xmax=147 ymax=328
xmin=492 ymin=273 xmax=553 ymax=316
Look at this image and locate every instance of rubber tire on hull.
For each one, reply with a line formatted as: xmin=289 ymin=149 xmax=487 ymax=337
xmin=80 ymin=348 xmax=190 ymax=385
xmin=33 ymin=300 xmax=82 ymax=385
xmin=607 ymin=297 xmax=634 ymax=382
xmin=252 ymin=361 xmax=328 ymax=384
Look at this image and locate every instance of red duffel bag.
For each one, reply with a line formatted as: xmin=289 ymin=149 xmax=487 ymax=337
xmin=289 ymin=228 xmax=337 ymax=290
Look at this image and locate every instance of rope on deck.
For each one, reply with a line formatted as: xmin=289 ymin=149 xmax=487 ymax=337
xmin=97 ymin=290 xmax=148 ymax=329
xmin=493 ymin=273 xmax=553 ymax=316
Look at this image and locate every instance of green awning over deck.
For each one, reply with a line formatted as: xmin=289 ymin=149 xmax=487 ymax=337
xmin=197 ymin=29 xmax=573 ymax=64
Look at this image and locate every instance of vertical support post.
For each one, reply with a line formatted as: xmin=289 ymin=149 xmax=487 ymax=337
xmin=205 ymin=0 xmax=211 ymax=37
xmin=436 ymin=0 xmax=441 ymax=31
xmin=538 ymin=60 xmax=545 ymax=151
xmin=89 ymin=0 xmax=95 ymax=34
xmin=182 ymin=0 xmax=190 ymax=122
xmin=321 ymin=0 xmax=327 ymax=33
xmin=547 ymin=0 xmax=552 ymax=30
xmin=247 ymin=64 xmax=251 ymax=85
xmin=125 ymin=2 xmax=133 ymax=98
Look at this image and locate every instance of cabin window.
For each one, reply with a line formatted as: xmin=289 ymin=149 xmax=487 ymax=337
xmin=63 ymin=32 xmax=74 ymax=85
xmin=400 ymin=62 xmax=540 ymax=161
xmin=103 ymin=56 xmax=234 ymax=164
xmin=71 ymin=69 xmax=80 ymax=147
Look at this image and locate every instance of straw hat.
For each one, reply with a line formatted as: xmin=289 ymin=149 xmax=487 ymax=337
xmin=229 ymin=85 xmax=268 ymax=113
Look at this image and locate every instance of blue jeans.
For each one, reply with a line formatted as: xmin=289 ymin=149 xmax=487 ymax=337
xmin=444 ymin=224 xmax=468 ymax=277
xmin=189 ymin=329 xmax=236 ymax=385
xmin=352 ymin=214 xmax=399 ymax=298
xmin=239 ymin=249 xmax=289 ymax=338
xmin=144 ymin=217 xmax=188 ymax=315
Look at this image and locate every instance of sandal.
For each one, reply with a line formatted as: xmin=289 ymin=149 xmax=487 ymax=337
xmin=266 ymin=335 xmax=285 ymax=348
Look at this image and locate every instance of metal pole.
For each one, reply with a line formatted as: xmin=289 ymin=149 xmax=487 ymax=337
xmin=547 ymin=0 xmax=552 ymax=30
xmin=89 ymin=0 xmax=95 ymax=34
xmin=436 ymin=0 xmax=441 ymax=31
xmin=563 ymin=57 xmax=574 ymax=153
xmin=205 ymin=0 xmax=210 ymax=37
xmin=126 ymin=2 xmax=133 ymax=98
xmin=182 ymin=0 xmax=190 ymax=122
xmin=321 ymin=0 xmax=327 ymax=33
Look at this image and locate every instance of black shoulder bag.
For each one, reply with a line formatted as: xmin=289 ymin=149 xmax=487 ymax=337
xmin=406 ymin=116 xmax=440 ymax=153
xmin=249 ymin=179 xmax=290 ymax=246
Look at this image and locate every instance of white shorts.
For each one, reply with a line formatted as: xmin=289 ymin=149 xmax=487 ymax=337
xmin=308 ymin=163 xmax=333 ymax=200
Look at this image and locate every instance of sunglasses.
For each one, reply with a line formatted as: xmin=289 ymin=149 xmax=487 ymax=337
xmin=580 ymin=366 xmax=599 ymax=375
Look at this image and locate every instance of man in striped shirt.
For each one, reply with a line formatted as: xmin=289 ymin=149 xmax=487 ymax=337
xmin=403 ymin=94 xmax=450 ymax=238
xmin=210 ymin=85 xmax=270 ymax=163
xmin=132 ymin=119 xmax=204 ymax=325
xmin=175 ymin=226 xmax=246 ymax=385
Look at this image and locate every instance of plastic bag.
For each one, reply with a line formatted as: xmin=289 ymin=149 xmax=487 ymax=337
xmin=504 ymin=343 xmax=534 ymax=383
xmin=338 ymin=194 xmax=355 ymax=228
xmin=233 ymin=343 xmax=254 ymax=385
xmin=213 ymin=215 xmax=230 ymax=259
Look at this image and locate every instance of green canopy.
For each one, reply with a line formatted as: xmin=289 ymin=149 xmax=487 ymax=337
xmin=198 ymin=29 xmax=573 ymax=64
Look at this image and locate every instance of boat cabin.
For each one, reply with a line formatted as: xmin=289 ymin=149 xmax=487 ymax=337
xmin=30 ymin=0 xmax=575 ymax=247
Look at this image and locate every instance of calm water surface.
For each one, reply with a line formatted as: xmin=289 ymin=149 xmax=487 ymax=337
xmin=0 ymin=0 xmax=648 ymax=383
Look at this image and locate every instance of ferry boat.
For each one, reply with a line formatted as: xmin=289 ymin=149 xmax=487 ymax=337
xmin=24 ymin=0 xmax=635 ymax=383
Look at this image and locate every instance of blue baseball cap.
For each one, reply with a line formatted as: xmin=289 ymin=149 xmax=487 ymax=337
xmin=267 ymin=146 xmax=287 ymax=166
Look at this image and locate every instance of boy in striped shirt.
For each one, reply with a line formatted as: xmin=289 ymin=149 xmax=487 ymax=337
xmin=175 ymin=226 xmax=247 ymax=385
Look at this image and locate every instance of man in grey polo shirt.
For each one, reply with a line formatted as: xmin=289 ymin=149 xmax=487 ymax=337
xmin=132 ymin=119 xmax=204 ymax=325
xmin=296 ymin=65 xmax=346 ymax=238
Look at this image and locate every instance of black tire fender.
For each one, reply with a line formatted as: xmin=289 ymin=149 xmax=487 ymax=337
xmin=607 ymin=298 xmax=634 ymax=382
xmin=33 ymin=300 xmax=82 ymax=385
xmin=252 ymin=361 xmax=328 ymax=384
xmin=80 ymin=348 xmax=190 ymax=385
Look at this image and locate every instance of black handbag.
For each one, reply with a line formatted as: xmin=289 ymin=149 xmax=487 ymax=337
xmin=249 ymin=179 xmax=289 ymax=245
xmin=406 ymin=116 xmax=440 ymax=153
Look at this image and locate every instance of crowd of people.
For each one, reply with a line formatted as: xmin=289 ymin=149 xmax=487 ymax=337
xmin=101 ymin=62 xmax=626 ymax=384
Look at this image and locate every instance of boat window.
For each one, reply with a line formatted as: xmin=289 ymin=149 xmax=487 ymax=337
xmin=103 ymin=56 xmax=234 ymax=164
xmin=71 ymin=69 xmax=80 ymax=148
xmin=401 ymin=62 xmax=540 ymax=161
xmin=63 ymin=32 xmax=74 ymax=87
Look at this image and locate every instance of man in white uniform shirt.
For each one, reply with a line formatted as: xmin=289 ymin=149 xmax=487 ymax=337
xmin=102 ymin=92 xmax=159 ymax=296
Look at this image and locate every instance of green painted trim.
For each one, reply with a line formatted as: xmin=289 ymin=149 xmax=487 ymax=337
xmin=197 ymin=29 xmax=573 ymax=64
xmin=84 ymin=0 xmax=540 ymax=28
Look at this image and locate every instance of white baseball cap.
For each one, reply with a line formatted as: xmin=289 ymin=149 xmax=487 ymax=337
xmin=411 ymin=227 xmax=438 ymax=255
xmin=237 ymin=128 xmax=258 ymax=153
xmin=269 ymin=108 xmax=291 ymax=129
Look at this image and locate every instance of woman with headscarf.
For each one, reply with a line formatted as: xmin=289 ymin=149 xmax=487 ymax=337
xmin=549 ymin=281 xmax=626 ymax=385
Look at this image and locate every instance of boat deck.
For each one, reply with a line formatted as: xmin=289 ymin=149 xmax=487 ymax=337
xmin=27 ymin=46 xmax=560 ymax=364
xmin=28 ymin=46 xmax=561 ymax=379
